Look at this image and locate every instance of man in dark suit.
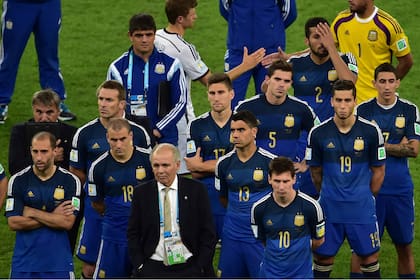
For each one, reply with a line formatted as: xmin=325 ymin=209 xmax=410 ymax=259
xmin=8 ymin=89 xmax=77 ymax=175
xmin=127 ymin=143 xmax=217 ymax=278
xmin=7 ymin=89 xmax=80 ymax=254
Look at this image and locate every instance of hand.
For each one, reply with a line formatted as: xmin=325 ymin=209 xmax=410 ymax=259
xmin=316 ymin=22 xmax=336 ymax=52
xmin=184 ymin=147 xmax=204 ymax=172
xmin=54 ymin=139 xmax=64 ymax=163
xmin=153 ymin=129 xmax=162 ymax=139
xmin=261 ymin=47 xmax=289 ymax=67
xmin=294 ymin=160 xmax=308 ymax=174
xmin=53 ymin=200 xmax=75 ymax=216
xmin=241 ymin=46 xmax=266 ymax=70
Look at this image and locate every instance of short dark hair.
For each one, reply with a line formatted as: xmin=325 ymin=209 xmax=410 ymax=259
xmin=96 ymin=80 xmax=126 ymax=101
xmin=32 ymin=89 xmax=60 ymax=109
xmin=107 ymin=118 xmax=132 ymax=133
xmin=207 ymin=73 xmax=233 ymax=90
xmin=165 ymin=0 xmax=197 ymax=24
xmin=31 ymin=131 xmax=57 ymax=149
xmin=129 ymin=13 xmax=156 ymax=34
xmin=332 ymin=80 xmax=356 ymax=99
xmin=267 ymin=59 xmax=292 ymax=77
xmin=232 ymin=110 xmax=259 ymax=128
xmin=305 ymin=17 xmax=329 ymax=38
xmin=269 ymin=157 xmax=296 ymax=178
xmin=374 ymin=63 xmax=398 ymax=80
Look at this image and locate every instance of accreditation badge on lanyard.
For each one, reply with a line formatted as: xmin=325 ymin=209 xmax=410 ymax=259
xmin=128 ymin=51 xmax=148 ymax=116
xmin=163 ymin=231 xmax=186 ymax=266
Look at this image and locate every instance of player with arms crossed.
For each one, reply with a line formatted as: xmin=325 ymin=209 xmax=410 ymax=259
xmin=356 ymin=63 xmax=419 ymax=278
xmin=185 ymin=73 xmax=234 ymax=241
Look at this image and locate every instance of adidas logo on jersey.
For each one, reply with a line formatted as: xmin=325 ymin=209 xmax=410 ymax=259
xmin=299 ymin=75 xmax=307 ymax=82
xmin=92 ymin=143 xmax=100 ymax=149
xmin=203 ymin=135 xmax=211 ymax=142
xmin=327 ymin=142 xmax=335 ymax=149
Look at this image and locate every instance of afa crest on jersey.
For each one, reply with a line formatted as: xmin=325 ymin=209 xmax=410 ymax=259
xmin=328 ymin=70 xmax=338 ymax=81
xmin=53 ymin=186 xmax=64 ymax=200
xmin=395 ymin=116 xmax=405 ymax=129
xmin=154 ymin=63 xmax=165 ymax=74
xmin=294 ymin=213 xmax=305 ymax=227
xmin=367 ymin=30 xmax=378 ymax=41
xmin=253 ymin=169 xmax=264 ymax=182
xmin=354 ymin=138 xmax=364 ymax=152
xmin=284 ymin=114 xmax=295 ymax=128
xmin=136 ymin=167 xmax=146 ymax=180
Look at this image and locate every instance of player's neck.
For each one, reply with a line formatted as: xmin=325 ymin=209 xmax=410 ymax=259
xmin=166 ymin=24 xmax=185 ymax=37
xmin=132 ymin=48 xmax=153 ymax=63
xmin=236 ymin=144 xmax=257 ymax=162
xmin=100 ymin=112 xmax=124 ymax=128
xmin=273 ymin=190 xmax=296 ymax=207
xmin=334 ymin=114 xmax=356 ymax=133
xmin=310 ymin=52 xmax=329 ymax=65
xmin=33 ymin=165 xmax=57 ymax=181
xmin=377 ymin=95 xmax=397 ymax=107
xmin=111 ymin=146 xmax=134 ymax=163
xmin=356 ymin=4 xmax=376 ymax=19
xmin=211 ymin=109 xmax=232 ymax=128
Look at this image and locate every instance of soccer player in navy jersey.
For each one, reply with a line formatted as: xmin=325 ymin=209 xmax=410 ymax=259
xmin=235 ymin=60 xmax=318 ymax=197
xmin=306 ymin=80 xmax=385 ymax=278
xmin=185 ymin=73 xmax=234 ymax=241
xmin=6 ymin=132 xmax=81 ymax=279
xmin=88 ymin=118 xmax=153 ymax=278
xmin=215 ymin=110 xmax=276 ymax=278
xmin=70 ymin=80 xmax=151 ymax=278
xmin=356 ymin=63 xmax=419 ymax=278
xmin=290 ymin=17 xmax=357 ymax=122
xmin=252 ymin=157 xmax=324 ymax=278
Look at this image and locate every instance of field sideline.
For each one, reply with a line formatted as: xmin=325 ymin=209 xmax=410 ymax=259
xmin=0 ymin=0 xmax=419 ymax=277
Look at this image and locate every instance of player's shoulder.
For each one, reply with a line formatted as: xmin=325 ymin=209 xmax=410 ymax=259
xmin=288 ymin=52 xmax=311 ymax=63
xmin=235 ymin=95 xmax=262 ymax=110
xmin=191 ymin=112 xmax=211 ymax=124
xmin=252 ymin=193 xmax=272 ymax=214
xmin=376 ymin=8 xmax=402 ymax=27
xmin=257 ymin=147 xmax=277 ymax=160
xmin=332 ymin=8 xmax=354 ymax=24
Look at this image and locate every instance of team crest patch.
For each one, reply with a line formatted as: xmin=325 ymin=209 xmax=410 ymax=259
xmin=354 ymin=138 xmax=364 ymax=152
xmin=397 ymin=38 xmax=408 ymax=51
xmin=284 ymin=114 xmax=295 ymax=128
xmin=253 ymin=169 xmax=264 ymax=182
xmin=316 ymin=222 xmax=325 ymax=238
xmin=70 ymin=149 xmax=78 ymax=162
xmin=53 ymin=186 xmax=64 ymax=200
xmin=79 ymin=245 xmax=87 ymax=254
xmin=88 ymin=183 xmax=97 ymax=196
xmin=136 ymin=167 xmax=146 ymax=180
xmin=99 ymin=270 xmax=106 ymax=278
xmin=294 ymin=214 xmax=305 ymax=226
xmin=328 ymin=70 xmax=338 ymax=81
xmin=378 ymin=146 xmax=386 ymax=160
xmin=5 ymin=198 xmax=14 ymax=212
xmin=305 ymin=147 xmax=312 ymax=161
xmin=367 ymin=30 xmax=378 ymax=41
xmin=186 ymin=140 xmax=196 ymax=154
xmin=415 ymin=123 xmax=420 ymax=136
xmin=6 ymin=21 xmax=13 ymax=30
xmin=154 ymin=63 xmax=165 ymax=74
xmin=395 ymin=116 xmax=405 ymax=128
